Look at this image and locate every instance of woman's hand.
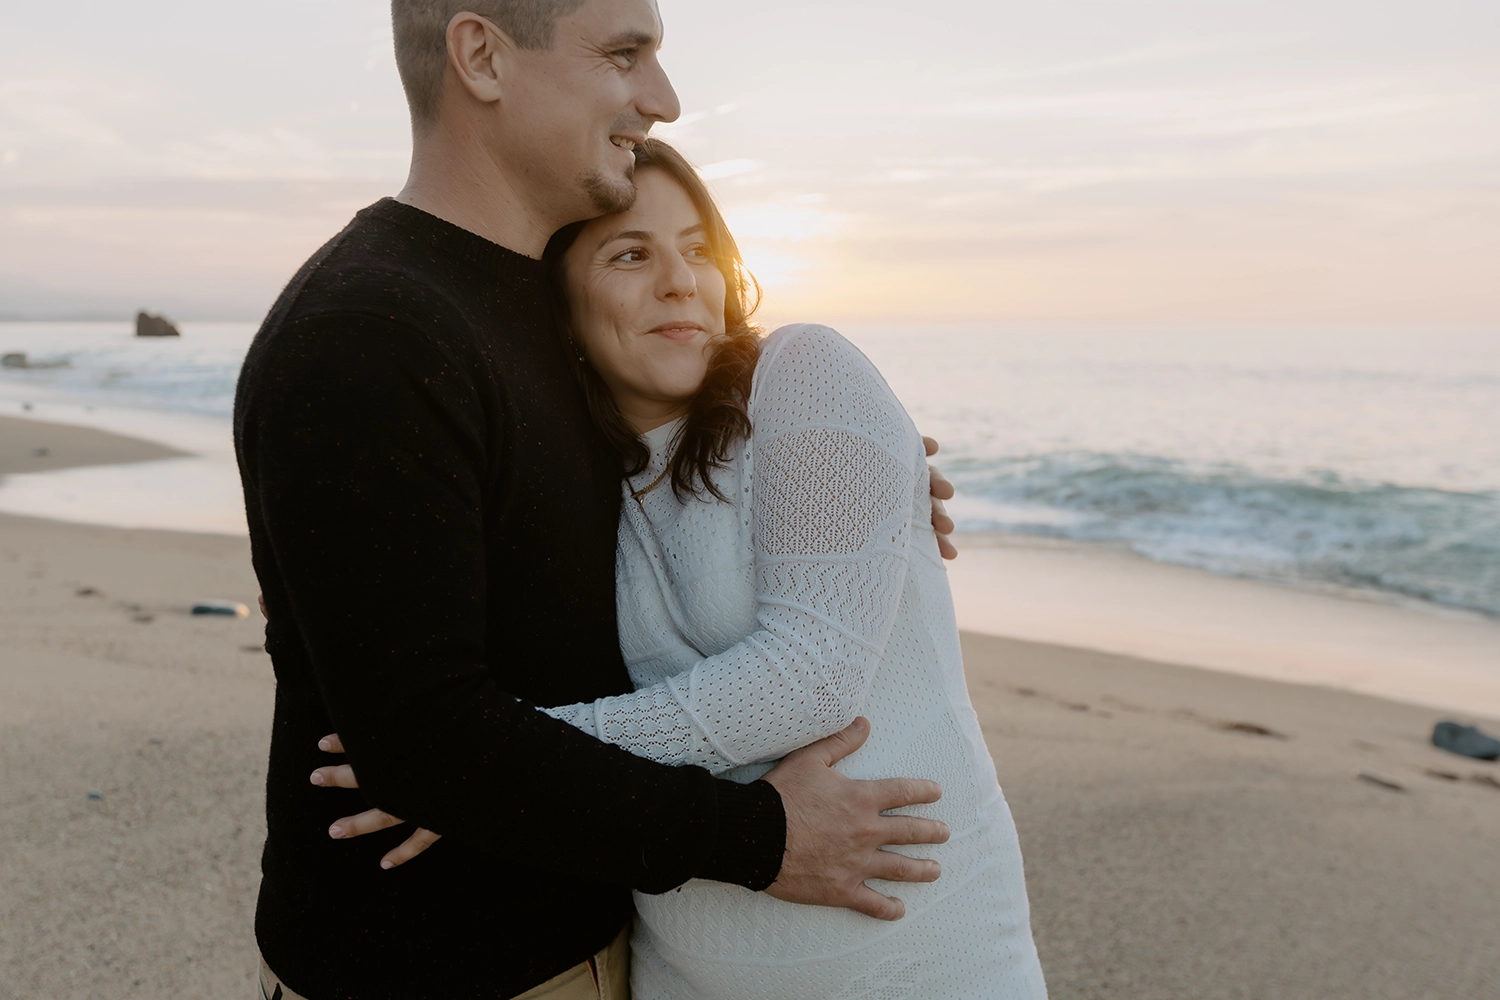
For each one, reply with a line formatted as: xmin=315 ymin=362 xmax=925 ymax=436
xmin=310 ymin=733 xmax=443 ymax=869
xmin=923 ymin=437 xmax=958 ymax=560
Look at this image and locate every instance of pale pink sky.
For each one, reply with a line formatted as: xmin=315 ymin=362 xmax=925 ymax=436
xmin=1 ymin=0 xmax=1497 ymax=324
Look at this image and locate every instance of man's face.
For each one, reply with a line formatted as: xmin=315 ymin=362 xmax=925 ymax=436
xmin=502 ymin=0 xmax=680 ymax=223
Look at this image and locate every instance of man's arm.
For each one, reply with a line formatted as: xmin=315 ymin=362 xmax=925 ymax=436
xmin=241 ymin=313 xmax=777 ymax=891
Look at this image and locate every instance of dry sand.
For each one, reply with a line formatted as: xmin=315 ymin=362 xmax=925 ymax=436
xmin=3 ymin=418 xmax=1499 ymax=999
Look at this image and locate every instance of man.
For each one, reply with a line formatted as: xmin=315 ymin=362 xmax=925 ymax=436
xmin=234 ymin=2 xmax=956 ymax=998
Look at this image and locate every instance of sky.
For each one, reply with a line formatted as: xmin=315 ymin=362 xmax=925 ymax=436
xmin=0 ymin=0 xmax=1497 ymax=325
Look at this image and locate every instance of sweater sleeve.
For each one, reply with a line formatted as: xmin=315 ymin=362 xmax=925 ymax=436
xmin=239 ymin=312 xmax=783 ymax=892
xmin=542 ymin=325 xmax=921 ymax=773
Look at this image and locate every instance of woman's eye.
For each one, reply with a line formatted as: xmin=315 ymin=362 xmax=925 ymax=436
xmin=686 ymin=245 xmax=714 ymax=262
xmin=613 ymin=248 xmax=648 ymax=264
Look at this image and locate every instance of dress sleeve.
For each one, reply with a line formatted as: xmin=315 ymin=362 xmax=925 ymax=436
xmin=542 ymin=325 xmax=923 ymax=774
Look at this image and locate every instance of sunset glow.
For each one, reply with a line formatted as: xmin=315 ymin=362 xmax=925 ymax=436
xmin=0 ymin=0 xmax=1496 ymax=324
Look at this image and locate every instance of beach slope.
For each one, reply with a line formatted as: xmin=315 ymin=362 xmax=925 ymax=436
xmin=2 ymin=418 xmax=1497 ymax=998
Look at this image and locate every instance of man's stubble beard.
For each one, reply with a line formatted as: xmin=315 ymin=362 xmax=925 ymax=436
xmin=581 ymin=159 xmax=638 ymax=215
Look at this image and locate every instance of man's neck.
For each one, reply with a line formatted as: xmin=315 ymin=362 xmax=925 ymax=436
xmin=395 ymin=126 xmax=561 ymax=260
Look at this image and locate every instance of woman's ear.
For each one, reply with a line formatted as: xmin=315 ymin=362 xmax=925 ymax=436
xmin=444 ymin=12 xmax=518 ymax=106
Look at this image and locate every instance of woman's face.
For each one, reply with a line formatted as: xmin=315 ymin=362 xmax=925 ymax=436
xmin=562 ymin=167 xmax=728 ymax=433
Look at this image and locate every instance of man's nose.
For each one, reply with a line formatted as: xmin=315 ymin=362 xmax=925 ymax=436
xmin=638 ymin=55 xmax=681 ymax=124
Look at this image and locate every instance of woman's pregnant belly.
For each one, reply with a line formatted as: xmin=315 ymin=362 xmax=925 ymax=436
xmin=630 ymin=800 xmax=1043 ymax=1000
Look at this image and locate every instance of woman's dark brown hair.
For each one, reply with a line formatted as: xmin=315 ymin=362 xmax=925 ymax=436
xmin=543 ymin=138 xmax=763 ymax=502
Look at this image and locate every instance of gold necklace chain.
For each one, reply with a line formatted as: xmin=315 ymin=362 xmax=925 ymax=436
xmin=630 ymin=466 xmax=672 ymax=507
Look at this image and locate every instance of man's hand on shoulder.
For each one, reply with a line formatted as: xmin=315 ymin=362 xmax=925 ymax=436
xmin=761 ymin=718 xmax=949 ymax=921
xmin=923 ymin=436 xmax=957 ymax=560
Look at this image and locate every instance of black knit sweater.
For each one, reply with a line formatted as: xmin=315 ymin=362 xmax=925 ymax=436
xmin=234 ymin=199 xmax=785 ymax=1000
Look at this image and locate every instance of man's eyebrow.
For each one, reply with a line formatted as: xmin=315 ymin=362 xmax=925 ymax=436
xmin=600 ymin=30 xmax=659 ymax=50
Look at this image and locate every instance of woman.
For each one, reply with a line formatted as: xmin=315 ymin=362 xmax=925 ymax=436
xmin=328 ymin=139 xmax=1047 ymax=998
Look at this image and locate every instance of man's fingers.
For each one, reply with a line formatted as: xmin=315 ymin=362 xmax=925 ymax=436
xmin=258 ymin=594 xmax=268 ymax=620
xmin=380 ymin=828 xmax=443 ymax=870
xmin=867 ymin=848 xmax=942 ymax=884
xmin=931 ymin=498 xmax=955 ymax=537
xmin=870 ymin=776 xmax=943 ymax=812
xmin=328 ymin=807 xmax=405 ymax=840
xmin=848 ymin=885 xmax=907 ymax=922
xmin=922 ymin=436 xmax=939 ymax=458
xmin=937 ymin=533 xmax=959 ymax=561
xmin=928 ymin=467 xmax=955 ymax=501
xmin=879 ymin=813 xmax=951 ymax=847
xmin=318 ymin=733 xmax=345 ymax=754
xmin=801 ymin=717 xmax=871 ymax=767
xmin=310 ymin=763 xmax=358 ymax=789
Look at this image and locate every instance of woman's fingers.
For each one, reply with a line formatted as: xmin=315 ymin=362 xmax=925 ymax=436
xmin=922 ymin=436 xmax=940 ymax=458
xmin=310 ymin=763 xmax=358 ymax=789
xmin=318 ymin=733 xmax=345 ymax=754
xmin=328 ymin=807 xmax=405 ymax=840
xmin=380 ymin=828 xmax=444 ymax=870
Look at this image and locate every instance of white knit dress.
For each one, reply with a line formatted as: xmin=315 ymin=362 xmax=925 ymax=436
xmin=544 ymin=325 xmax=1047 ymax=999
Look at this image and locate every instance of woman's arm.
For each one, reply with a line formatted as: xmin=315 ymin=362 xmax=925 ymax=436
xmin=542 ymin=325 xmax=922 ymax=774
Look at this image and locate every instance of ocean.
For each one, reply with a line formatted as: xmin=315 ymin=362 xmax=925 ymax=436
xmin=2 ymin=320 xmax=1496 ymax=618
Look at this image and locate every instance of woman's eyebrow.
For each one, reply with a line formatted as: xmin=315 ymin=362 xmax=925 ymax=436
xmin=596 ymin=229 xmax=653 ymax=251
xmin=679 ymin=223 xmax=706 ymax=238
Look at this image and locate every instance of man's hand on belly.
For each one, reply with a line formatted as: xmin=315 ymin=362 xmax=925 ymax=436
xmin=762 ymin=717 xmax=949 ymax=922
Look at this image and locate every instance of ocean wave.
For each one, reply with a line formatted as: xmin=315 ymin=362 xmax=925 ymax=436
xmin=948 ymin=452 xmax=1500 ymax=617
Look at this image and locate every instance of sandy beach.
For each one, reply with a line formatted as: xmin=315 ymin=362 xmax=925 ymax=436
xmin=3 ymin=416 xmax=1498 ymax=999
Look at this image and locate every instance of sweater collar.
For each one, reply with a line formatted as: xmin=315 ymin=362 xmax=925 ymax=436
xmin=360 ymin=197 xmax=547 ymax=281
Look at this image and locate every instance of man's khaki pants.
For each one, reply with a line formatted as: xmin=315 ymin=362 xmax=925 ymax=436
xmin=257 ymin=924 xmax=630 ymax=1000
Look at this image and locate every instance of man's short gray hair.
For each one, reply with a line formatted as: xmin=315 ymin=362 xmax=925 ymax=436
xmin=392 ymin=0 xmax=588 ymax=125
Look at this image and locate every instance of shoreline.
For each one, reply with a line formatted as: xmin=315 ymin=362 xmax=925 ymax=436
xmin=3 ymin=409 xmax=1499 ymax=715
xmin=0 ymin=401 xmax=246 ymax=536
xmin=946 ymin=531 xmax=1500 ymax=720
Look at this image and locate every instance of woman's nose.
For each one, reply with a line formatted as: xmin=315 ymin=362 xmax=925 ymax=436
xmin=659 ymin=254 xmax=696 ymax=300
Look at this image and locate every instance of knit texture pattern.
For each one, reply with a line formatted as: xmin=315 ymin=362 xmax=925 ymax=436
xmin=545 ymin=325 xmax=1048 ymax=999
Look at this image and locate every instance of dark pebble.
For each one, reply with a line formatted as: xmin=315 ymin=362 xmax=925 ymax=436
xmin=87 ymin=791 xmax=103 ymax=800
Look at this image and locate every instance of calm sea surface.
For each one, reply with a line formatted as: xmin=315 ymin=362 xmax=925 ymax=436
xmin=3 ymin=321 xmax=1497 ymax=616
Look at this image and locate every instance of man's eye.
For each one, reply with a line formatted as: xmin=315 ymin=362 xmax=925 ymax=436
xmin=611 ymin=48 xmax=638 ymax=66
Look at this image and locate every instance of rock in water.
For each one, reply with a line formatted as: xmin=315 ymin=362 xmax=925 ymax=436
xmin=136 ymin=310 xmax=181 ymax=337
xmin=1 ymin=352 xmax=70 ymax=369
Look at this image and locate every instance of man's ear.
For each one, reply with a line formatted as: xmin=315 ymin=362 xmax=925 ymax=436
xmin=445 ymin=12 xmax=516 ymax=106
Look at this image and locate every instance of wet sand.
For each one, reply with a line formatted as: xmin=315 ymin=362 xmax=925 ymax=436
xmin=3 ymin=417 xmax=1498 ymax=998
